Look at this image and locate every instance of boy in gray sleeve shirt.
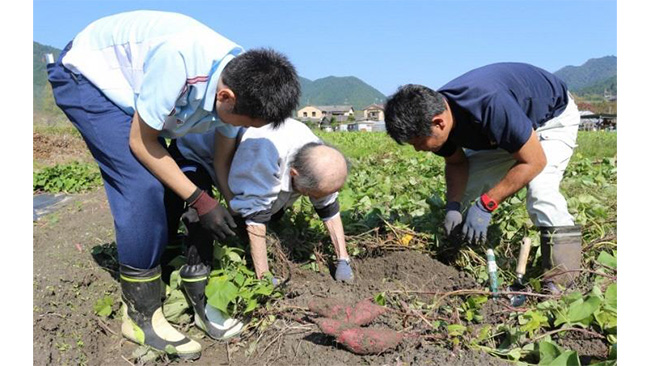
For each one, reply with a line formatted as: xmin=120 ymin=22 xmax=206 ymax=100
xmin=174 ymin=118 xmax=353 ymax=283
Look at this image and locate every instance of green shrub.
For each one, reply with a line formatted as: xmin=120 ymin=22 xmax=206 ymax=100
xmin=33 ymin=162 xmax=102 ymax=193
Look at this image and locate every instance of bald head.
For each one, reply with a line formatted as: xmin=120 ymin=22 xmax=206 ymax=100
xmin=291 ymin=143 xmax=348 ymax=198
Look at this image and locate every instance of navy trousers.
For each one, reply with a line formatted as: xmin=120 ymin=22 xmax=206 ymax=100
xmin=47 ymin=43 xmax=169 ymax=270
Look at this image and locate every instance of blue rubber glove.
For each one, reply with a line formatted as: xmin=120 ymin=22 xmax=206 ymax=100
xmin=335 ymin=258 xmax=354 ymax=283
xmin=443 ymin=201 xmax=463 ymax=236
xmin=462 ymin=199 xmax=493 ymax=244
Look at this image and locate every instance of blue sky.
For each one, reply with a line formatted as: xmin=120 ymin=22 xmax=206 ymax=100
xmin=33 ymin=0 xmax=616 ymax=96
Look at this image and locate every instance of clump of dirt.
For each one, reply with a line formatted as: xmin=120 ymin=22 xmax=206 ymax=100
xmin=557 ymin=332 xmax=610 ymax=364
xmin=33 ymin=131 xmax=93 ymax=167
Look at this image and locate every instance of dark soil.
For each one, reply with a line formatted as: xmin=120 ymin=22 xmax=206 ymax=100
xmin=557 ymin=332 xmax=610 ymax=365
xmin=33 ymin=131 xmax=93 ymax=167
xmin=33 ymin=188 xmax=512 ymax=366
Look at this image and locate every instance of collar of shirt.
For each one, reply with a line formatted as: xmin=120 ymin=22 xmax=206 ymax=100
xmin=202 ymin=53 xmax=236 ymax=113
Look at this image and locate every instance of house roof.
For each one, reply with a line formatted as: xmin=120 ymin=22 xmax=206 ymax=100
xmin=352 ymin=119 xmax=384 ymax=125
xmin=316 ymin=105 xmax=354 ymax=113
xmin=363 ymin=103 xmax=384 ymax=111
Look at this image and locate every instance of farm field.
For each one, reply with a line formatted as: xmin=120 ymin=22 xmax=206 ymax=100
xmin=33 ymin=125 xmax=617 ymax=365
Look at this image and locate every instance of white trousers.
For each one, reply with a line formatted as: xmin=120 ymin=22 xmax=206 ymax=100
xmin=460 ymin=95 xmax=580 ymax=227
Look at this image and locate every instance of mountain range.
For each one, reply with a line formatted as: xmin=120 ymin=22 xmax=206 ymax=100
xmin=33 ymin=41 xmax=616 ymax=116
xmin=554 ymin=56 xmax=617 ymax=96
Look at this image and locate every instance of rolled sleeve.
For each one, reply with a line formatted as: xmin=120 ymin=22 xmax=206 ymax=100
xmin=310 ymin=193 xmax=340 ymax=221
xmin=135 ymin=46 xmax=187 ymax=131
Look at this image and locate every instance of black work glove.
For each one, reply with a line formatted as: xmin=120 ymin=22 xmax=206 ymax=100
xmin=443 ymin=201 xmax=463 ymax=236
xmin=185 ymin=188 xmax=236 ymax=240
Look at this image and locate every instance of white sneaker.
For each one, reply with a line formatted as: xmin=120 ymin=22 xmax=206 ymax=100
xmin=205 ymin=304 xmax=244 ymax=339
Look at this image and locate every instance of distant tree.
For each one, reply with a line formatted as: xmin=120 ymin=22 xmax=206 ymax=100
xmin=303 ymin=119 xmax=316 ymax=129
xmin=347 ymin=114 xmax=356 ymax=123
xmin=329 ymin=117 xmax=340 ymax=130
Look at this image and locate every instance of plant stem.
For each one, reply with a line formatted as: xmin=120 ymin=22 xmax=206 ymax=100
xmin=530 ymin=326 xmax=605 ymax=343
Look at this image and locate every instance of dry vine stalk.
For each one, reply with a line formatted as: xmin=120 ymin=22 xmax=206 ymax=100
xmin=266 ymin=232 xmax=292 ymax=279
xmin=346 ymin=225 xmax=433 ymax=254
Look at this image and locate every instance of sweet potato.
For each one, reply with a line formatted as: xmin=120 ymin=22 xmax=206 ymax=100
xmin=348 ymin=299 xmax=387 ymax=326
xmin=309 ymin=298 xmax=386 ymax=326
xmin=336 ymin=327 xmax=404 ymax=355
xmin=308 ymin=299 xmax=351 ymax=320
xmin=312 ymin=317 xmax=354 ymax=337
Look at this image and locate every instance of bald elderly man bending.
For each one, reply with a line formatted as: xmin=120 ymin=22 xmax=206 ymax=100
xmin=170 ymin=118 xmax=353 ymax=284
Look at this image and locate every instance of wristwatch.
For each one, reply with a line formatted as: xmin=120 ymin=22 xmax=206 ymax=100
xmin=480 ymin=193 xmax=499 ymax=212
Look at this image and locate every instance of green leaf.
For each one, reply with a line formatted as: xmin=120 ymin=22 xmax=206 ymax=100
xmin=548 ymin=351 xmax=580 ymax=366
xmin=506 ymin=348 xmax=522 ymax=361
xmin=227 ymin=251 xmax=242 ymax=263
xmin=93 ymin=296 xmax=113 ymax=318
xmin=214 ymin=245 xmax=226 ymax=260
xmin=597 ymin=251 xmax=617 ymax=269
xmin=244 ymin=298 xmax=258 ymax=314
xmin=539 ymin=341 xmax=562 ymax=364
xmin=206 ymin=278 xmax=239 ymax=314
xmin=589 ymin=361 xmax=616 ymax=366
xmin=604 ymin=283 xmax=617 ymax=308
xmin=255 ymin=283 xmax=274 ymax=296
xmin=234 ymin=272 xmax=246 ymax=287
xmin=519 ymin=310 xmax=548 ymax=336
xmin=594 ymin=309 xmax=617 ymax=333
xmin=567 ymin=296 xmax=601 ymax=323
xmin=447 ymin=324 xmax=466 ymax=337
xmin=162 ymin=288 xmax=190 ymax=324
xmin=609 ymin=343 xmax=617 ymax=360
xmin=205 ymin=275 xmax=228 ymax=298
xmin=374 ymin=292 xmax=386 ymax=306
xmin=562 ymin=292 xmax=583 ymax=304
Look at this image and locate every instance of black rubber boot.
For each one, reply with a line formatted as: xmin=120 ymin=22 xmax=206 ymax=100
xmin=540 ymin=225 xmax=583 ymax=291
xmin=120 ymin=264 xmax=201 ymax=359
xmin=160 ymin=233 xmax=186 ymax=286
xmin=180 ymin=263 xmax=243 ymax=340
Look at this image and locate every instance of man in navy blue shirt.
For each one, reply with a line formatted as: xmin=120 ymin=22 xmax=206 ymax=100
xmin=384 ymin=63 xmax=581 ymax=291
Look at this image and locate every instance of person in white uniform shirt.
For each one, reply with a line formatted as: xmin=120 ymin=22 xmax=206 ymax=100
xmin=47 ymin=10 xmax=301 ymax=359
xmin=171 ymin=118 xmax=354 ymax=287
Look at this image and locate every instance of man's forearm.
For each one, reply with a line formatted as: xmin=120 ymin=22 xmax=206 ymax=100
xmin=247 ymin=224 xmax=269 ymax=279
xmin=213 ymin=133 xmax=237 ymax=204
xmin=323 ymin=214 xmax=349 ymax=259
xmin=445 ymin=160 xmax=469 ymax=203
xmin=486 ymin=130 xmax=546 ymax=204
xmin=129 ymin=113 xmax=197 ymax=200
xmin=486 ymin=162 xmax=541 ymax=203
xmin=214 ymin=162 xmax=234 ymax=203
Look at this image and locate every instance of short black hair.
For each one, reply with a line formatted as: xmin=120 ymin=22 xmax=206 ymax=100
xmin=221 ymin=48 xmax=301 ymax=128
xmin=384 ymin=84 xmax=447 ymax=144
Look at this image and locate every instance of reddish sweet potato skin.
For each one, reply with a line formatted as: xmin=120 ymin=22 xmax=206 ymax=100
xmin=336 ymin=327 xmax=404 ymax=355
xmin=348 ymin=299 xmax=387 ymax=326
xmin=313 ymin=317 xmax=354 ymax=337
xmin=309 ymin=299 xmax=386 ymax=325
xmin=308 ymin=299 xmax=351 ymax=320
